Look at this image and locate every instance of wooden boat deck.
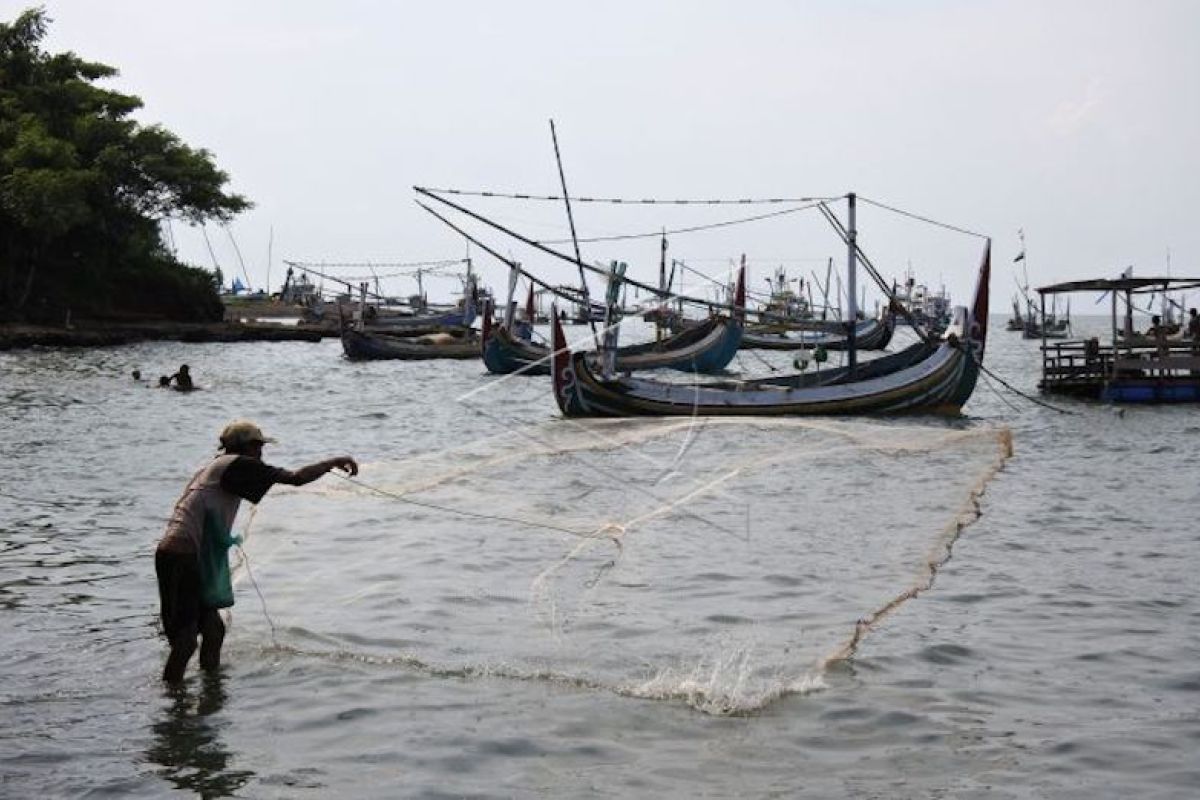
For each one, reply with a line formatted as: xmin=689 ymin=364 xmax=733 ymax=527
xmin=1040 ymin=339 xmax=1200 ymax=400
xmin=1036 ymin=275 xmax=1200 ymax=403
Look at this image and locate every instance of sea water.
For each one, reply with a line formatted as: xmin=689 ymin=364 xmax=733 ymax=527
xmin=1 ymin=318 xmax=1198 ymax=798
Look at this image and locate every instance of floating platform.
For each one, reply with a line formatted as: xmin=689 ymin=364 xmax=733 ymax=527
xmin=1036 ymin=276 xmax=1200 ymax=403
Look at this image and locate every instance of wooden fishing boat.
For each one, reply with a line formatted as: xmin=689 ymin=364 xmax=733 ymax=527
xmin=548 ymin=244 xmax=990 ymax=417
xmin=1005 ymin=296 xmax=1025 ymax=331
xmin=741 ymin=313 xmax=895 ymax=351
xmin=480 ymin=306 xmax=744 ymax=376
xmin=752 ymin=317 xmax=848 ymax=334
xmin=1022 ymin=316 xmax=1069 ymax=339
xmin=341 ymin=328 xmax=480 ymax=360
xmin=610 ymin=315 xmax=743 ymax=372
xmin=480 ymin=300 xmax=553 ymax=375
xmin=290 ymin=260 xmax=481 ymax=335
xmin=479 ymin=271 xmax=745 ymax=376
xmin=1013 ymin=232 xmax=1070 ymax=338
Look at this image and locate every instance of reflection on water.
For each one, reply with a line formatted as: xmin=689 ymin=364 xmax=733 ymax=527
xmin=145 ymin=673 xmax=254 ymax=799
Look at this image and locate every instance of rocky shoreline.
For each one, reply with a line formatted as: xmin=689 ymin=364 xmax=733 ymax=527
xmin=0 ymin=320 xmax=335 ymax=350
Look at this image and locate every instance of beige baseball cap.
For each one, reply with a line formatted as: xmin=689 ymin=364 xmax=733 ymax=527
xmin=218 ymin=420 xmax=277 ymax=450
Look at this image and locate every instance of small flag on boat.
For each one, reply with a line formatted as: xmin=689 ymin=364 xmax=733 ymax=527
xmin=1013 ymin=250 xmax=1025 ymax=263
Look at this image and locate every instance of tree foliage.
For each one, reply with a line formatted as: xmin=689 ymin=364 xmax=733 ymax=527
xmin=0 ymin=7 xmax=250 ymax=322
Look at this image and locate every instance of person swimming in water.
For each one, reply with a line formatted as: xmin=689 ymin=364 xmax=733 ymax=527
xmin=168 ymin=365 xmax=194 ymax=391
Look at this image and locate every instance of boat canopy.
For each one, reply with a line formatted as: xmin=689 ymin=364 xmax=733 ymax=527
xmin=1036 ymin=277 xmax=1200 ymax=295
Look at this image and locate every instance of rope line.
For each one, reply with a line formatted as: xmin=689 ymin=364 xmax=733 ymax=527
xmin=540 ymin=202 xmax=829 ymax=245
xmin=970 ymin=348 xmax=1078 ymax=415
xmin=419 ymin=187 xmax=987 ymax=243
xmin=236 ymin=544 xmax=279 ymax=647
xmin=858 ymin=195 xmax=990 ymax=240
xmin=746 ymin=348 xmax=781 ymax=373
xmin=419 ymin=187 xmax=842 ymax=205
xmin=979 ymin=369 xmax=1024 ymax=414
xmin=336 ymin=474 xmax=603 ymax=538
xmin=309 ymin=270 xmax=468 ymax=283
xmin=285 ymin=259 xmax=468 ymax=270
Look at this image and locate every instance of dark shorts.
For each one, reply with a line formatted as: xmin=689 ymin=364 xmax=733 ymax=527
xmin=155 ymin=549 xmax=202 ymax=643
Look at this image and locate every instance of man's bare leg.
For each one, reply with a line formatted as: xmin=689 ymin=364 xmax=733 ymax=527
xmin=198 ymin=610 xmax=225 ymax=672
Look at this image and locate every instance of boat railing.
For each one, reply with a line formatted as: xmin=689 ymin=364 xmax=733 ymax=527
xmin=1041 ymin=339 xmax=1106 ymax=385
xmin=1042 ymin=338 xmax=1200 ymax=388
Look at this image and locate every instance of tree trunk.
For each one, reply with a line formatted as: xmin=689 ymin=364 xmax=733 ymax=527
xmin=1 ymin=230 xmax=14 ymax=316
xmin=16 ymin=246 xmax=38 ymax=311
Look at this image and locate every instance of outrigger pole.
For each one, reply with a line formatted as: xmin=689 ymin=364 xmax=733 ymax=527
xmin=414 ymin=200 xmax=596 ymax=307
xmin=414 ymin=187 xmax=747 ymax=314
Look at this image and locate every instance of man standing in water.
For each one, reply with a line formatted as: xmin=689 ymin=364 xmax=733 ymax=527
xmin=155 ymin=420 xmax=358 ymax=683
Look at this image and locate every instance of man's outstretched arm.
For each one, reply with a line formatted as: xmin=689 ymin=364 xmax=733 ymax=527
xmin=277 ymin=457 xmax=359 ymax=486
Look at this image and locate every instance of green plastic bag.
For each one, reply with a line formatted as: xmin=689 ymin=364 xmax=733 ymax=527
xmin=198 ymin=510 xmax=239 ymax=609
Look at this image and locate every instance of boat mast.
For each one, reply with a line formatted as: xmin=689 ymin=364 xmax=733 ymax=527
xmin=822 ymin=257 xmax=833 ymax=319
xmin=601 ymin=261 xmax=626 ymax=378
xmin=834 ymin=271 xmax=844 ymax=321
xmin=1019 ymin=229 xmax=1035 ymax=321
xmin=224 ymin=224 xmax=253 ymax=292
xmin=549 ymin=120 xmax=600 ymax=348
xmin=266 ymin=225 xmax=274 ymax=296
xmin=847 ymin=192 xmax=858 ymax=372
xmin=670 ymin=259 xmax=681 ymax=318
xmin=504 ymin=262 xmax=520 ymax=330
xmin=657 ymin=230 xmax=667 ymax=342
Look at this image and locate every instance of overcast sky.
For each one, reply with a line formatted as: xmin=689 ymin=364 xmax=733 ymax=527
xmin=23 ymin=0 xmax=1200 ymax=307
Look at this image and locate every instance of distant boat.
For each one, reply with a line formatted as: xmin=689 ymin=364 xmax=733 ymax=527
xmin=1005 ymin=295 xmax=1025 ymax=331
xmin=1022 ymin=318 xmax=1069 ymax=339
xmin=290 ymin=260 xmax=481 ymax=334
xmin=478 ymin=270 xmax=745 ymax=376
xmin=339 ymin=273 xmax=481 ymax=360
xmin=892 ymin=270 xmax=952 ymax=331
xmin=756 ymin=266 xmax=814 ymax=324
xmin=1011 ymin=229 xmax=1069 ymax=338
xmin=341 ymin=328 xmax=480 ymax=360
xmin=741 ymin=312 xmax=895 ymax=351
xmin=1022 ymin=302 xmax=1070 ymax=339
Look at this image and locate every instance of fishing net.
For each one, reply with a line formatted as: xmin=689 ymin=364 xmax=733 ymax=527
xmin=232 ymin=417 xmax=1011 ymax=715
